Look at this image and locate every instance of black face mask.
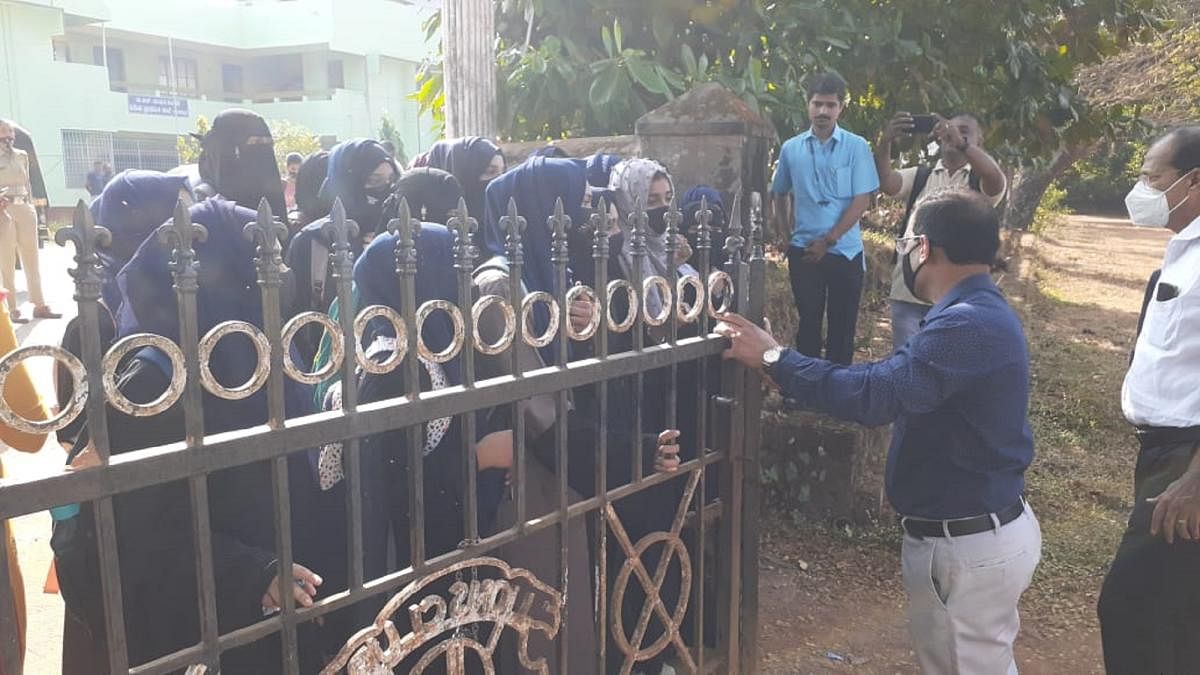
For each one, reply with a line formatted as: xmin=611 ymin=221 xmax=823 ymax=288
xmin=365 ymin=184 xmax=393 ymax=204
xmin=647 ymin=206 xmax=669 ymax=235
xmin=901 ymin=246 xmax=927 ymax=302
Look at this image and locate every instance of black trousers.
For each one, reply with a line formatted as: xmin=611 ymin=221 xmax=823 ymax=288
xmin=787 ymin=246 xmax=864 ymax=365
xmin=1098 ymin=441 xmax=1200 ymax=675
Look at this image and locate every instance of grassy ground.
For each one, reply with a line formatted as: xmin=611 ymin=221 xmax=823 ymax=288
xmin=757 ymin=214 xmax=1169 ymax=673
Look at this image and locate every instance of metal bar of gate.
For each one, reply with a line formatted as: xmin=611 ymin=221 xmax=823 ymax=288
xmin=694 ymin=193 xmax=715 ymax=674
xmin=393 ymin=206 xmax=427 ymax=570
xmin=503 ymin=198 xmax=528 ymax=530
xmin=163 ymin=201 xmax=221 ymax=672
xmin=630 ymin=199 xmax=646 ymax=485
xmin=57 ymin=201 xmax=132 ymax=674
xmin=551 ymin=199 xmax=571 ymax=673
xmin=248 ymin=201 xmax=300 ymax=674
xmin=0 ymin=338 xmax=726 ymax=521
xmin=452 ymin=200 xmax=480 ymax=544
xmin=328 ymin=202 xmax=365 ymax=591
xmin=590 ymin=199 xmax=611 ymax=675
xmin=717 ymin=193 xmax=747 ymax=673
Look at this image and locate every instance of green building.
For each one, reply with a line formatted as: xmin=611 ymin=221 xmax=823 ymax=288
xmin=0 ymin=0 xmax=438 ymax=209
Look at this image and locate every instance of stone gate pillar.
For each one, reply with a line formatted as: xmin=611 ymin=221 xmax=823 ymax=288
xmin=442 ymin=0 xmax=497 ymax=138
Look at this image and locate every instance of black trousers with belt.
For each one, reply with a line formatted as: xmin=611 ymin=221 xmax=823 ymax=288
xmin=787 ymin=246 xmax=864 ymax=365
xmin=1098 ymin=440 xmax=1200 ymax=675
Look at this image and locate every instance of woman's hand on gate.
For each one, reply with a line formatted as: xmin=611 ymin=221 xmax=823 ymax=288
xmin=569 ymin=295 xmax=597 ymax=333
xmin=655 ymin=429 xmax=682 ymax=473
xmin=262 ymin=563 xmax=322 ymax=611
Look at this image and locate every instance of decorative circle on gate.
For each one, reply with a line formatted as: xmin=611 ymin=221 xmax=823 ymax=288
xmin=415 ymin=299 xmax=465 ymax=364
xmin=675 ymin=275 xmax=706 ymax=324
xmin=102 ymin=334 xmax=186 ymax=416
xmin=610 ymin=532 xmax=693 ymax=662
xmin=281 ymin=312 xmax=344 ymax=384
xmin=354 ymin=305 xmax=407 ymax=374
xmin=198 ymin=320 xmax=271 ymax=400
xmin=707 ymin=270 xmax=734 ymax=318
xmin=642 ymin=276 xmax=674 ymax=327
xmin=472 ymin=295 xmax=516 ymax=356
xmin=320 ymin=556 xmax=563 ymax=675
xmin=520 ymin=291 xmax=560 ymax=349
xmin=565 ymin=284 xmax=601 ymax=341
xmin=606 ymin=280 xmax=639 ymax=333
xmin=0 ymin=345 xmax=86 ymax=434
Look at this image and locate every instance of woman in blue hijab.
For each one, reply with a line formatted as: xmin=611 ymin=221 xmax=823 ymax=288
xmin=285 ymin=140 xmax=398 ymax=365
xmin=425 ymin=136 xmax=505 ymax=235
xmin=56 ymin=198 xmax=331 ymax=673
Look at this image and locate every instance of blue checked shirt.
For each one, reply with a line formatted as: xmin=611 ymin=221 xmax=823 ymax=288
xmin=767 ymin=274 xmax=1034 ymax=519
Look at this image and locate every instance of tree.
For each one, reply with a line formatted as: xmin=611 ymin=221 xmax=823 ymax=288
xmin=175 ymin=116 xmax=319 ymax=173
xmin=415 ymin=0 xmax=1165 ymax=227
xmin=378 ymin=114 xmax=410 ymax=166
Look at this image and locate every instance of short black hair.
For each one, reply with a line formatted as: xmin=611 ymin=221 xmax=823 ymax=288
xmin=1162 ymin=126 xmax=1200 ymax=173
xmin=947 ymin=112 xmax=984 ymax=129
xmin=806 ymin=72 xmax=847 ymax=102
xmin=286 ymin=152 xmax=303 ymax=164
xmin=911 ymin=188 xmax=1000 ymax=265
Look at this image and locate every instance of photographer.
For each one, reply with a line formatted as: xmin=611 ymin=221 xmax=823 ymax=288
xmin=875 ymin=112 xmax=1006 ymax=351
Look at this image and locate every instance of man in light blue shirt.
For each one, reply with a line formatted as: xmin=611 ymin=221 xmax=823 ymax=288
xmin=770 ymin=72 xmax=879 ymax=364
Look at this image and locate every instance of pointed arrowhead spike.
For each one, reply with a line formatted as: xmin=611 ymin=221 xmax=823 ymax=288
xmin=506 ymin=196 xmax=520 ymax=221
xmin=331 ymin=197 xmax=346 ymax=222
xmin=256 ymin=196 xmax=274 ymax=221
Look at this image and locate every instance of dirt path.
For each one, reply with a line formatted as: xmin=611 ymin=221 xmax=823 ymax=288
xmin=756 ymin=214 xmax=1169 ymax=674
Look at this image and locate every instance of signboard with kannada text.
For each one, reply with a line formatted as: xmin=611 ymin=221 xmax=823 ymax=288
xmin=127 ymin=95 xmax=189 ymax=117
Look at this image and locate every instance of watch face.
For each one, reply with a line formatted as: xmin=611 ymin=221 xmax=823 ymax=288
xmin=763 ymin=347 xmax=782 ymax=367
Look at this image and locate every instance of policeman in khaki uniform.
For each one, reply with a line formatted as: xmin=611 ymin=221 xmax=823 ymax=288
xmin=0 ymin=119 xmax=58 ymax=322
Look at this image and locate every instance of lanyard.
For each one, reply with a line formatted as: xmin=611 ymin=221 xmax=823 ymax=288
xmin=807 ymin=135 xmax=833 ymax=206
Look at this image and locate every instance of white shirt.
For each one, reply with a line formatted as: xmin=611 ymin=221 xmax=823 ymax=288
xmin=1122 ymin=215 xmax=1200 ymax=427
xmin=889 ymin=161 xmax=1007 ymax=304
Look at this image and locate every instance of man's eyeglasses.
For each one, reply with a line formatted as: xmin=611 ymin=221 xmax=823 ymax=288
xmin=895 ymin=234 xmax=926 ymax=256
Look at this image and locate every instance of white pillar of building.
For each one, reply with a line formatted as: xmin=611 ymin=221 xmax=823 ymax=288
xmin=442 ymin=0 xmax=497 ymax=139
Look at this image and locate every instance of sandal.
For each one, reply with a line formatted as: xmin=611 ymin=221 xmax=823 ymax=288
xmin=9 ymin=309 xmax=29 ymax=324
xmin=32 ymin=305 xmax=62 ymax=319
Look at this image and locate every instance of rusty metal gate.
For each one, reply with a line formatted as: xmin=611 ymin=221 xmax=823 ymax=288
xmin=0 ymin=190 xmax=765 ymax=674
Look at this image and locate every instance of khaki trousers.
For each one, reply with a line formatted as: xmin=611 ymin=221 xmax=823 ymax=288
xmin=0 ymin=203 xmax=44 ymax=309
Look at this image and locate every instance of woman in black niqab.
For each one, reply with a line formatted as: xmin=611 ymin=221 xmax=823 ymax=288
xmin=194 ymin=109 xmax=288 ymax=222
xmin=424 ymin=137 xmax=505 ymax=239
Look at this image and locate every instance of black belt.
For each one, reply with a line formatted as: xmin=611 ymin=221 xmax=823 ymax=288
xmin=899 ymin=499 xmax=1025 ymax=539
xmin=1135 ymin=425 xmax=1200 ymax=452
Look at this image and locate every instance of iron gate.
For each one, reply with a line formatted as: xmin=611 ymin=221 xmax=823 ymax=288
xmin=0 ymin=189 xmax=765 ymax=674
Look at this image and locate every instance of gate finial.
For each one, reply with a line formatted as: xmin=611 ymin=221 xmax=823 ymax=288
xmin=243 ymin=197 xmax=289 ymax=287
xmin=723 ymin=192 xmax=745 ymax=262
xmin=322 ymin=198 xmax=360 ymax=281
xmin=388 ymin=197 xmax=419 ymax=278
xmin=156 ymin=199 xmax=208 ymax=293
xmin=449 ymin=196 xmax=478 ymax=271
xmin=589 ymin=196 xmax=611 ymax=260
xmin=56 ymin=200 xmax=112 ymax=298
xmin=549 ymin=197 xmax=570 ymax=266
xmin=501 ymin=196 xmax=526 ymax=267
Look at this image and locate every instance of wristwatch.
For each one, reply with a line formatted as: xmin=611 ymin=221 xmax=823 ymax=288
xmin=761 ymin=346 xmax=783 ymax=372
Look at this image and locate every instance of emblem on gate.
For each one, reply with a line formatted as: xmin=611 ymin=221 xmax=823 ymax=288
xmin=322 ymin=557 xmax=563 ymax=674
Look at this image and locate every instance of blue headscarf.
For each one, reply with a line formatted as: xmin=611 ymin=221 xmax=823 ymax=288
xmin=115 ymin=198 xmax=315 ymax=434
xmin=681 ymin=185 xmax=728 ymax=267
xmin=425 ymin=137 xmax=504 ymax=223
xmin=319 ymin=139 xmax=397 ymax=234
xmin=585 ymin=153 xmax=621 ymax=189
xmin=353 ymin=223 xmax=462 ymax=385
xmin=90 ymin=170 xmax=191 ymax=311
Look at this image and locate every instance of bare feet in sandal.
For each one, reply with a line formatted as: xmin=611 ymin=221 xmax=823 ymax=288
xmin=32 ymin=305 xmax=61 ymax=319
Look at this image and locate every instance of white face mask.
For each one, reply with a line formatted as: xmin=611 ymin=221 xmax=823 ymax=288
xmin=1125 ymin=171 xmax=1193 ymax=228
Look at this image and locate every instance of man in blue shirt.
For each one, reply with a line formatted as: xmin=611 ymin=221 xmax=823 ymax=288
xmin=769 ymin=72 xmax=879 ymax=364
xmin=722 ymin=188 xmax=1040 ymax=674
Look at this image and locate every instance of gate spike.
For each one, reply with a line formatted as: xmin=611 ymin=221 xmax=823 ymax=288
xmin=448 ymin=196 xmax=478 ymax=271
xmin=629 ymin=195 xmax=648 ymax=258
xmin=589 ymin=196 xmax=611 ymax=260
xmin=550 ymin=197 xmax=570 ymax=265
xmin=663 ymin=195 xmax=682 ymax=261
xmin=501 ymin=196 xmax=526 ymax=266
xmin=749 ymin=191 xmax=765 ymax=261
xmin=243 ymin=197 xmax=289 ymax=282
xmin=388 ymin=197 xmax=419 ymax=278
xmin=723 ymin=191 xmax=745 ymax=261
xmin=695 ymin=194 xmax=713 ymax=253
xmin=156 ymin=199 xmax=209 ymax=291
xmin=56 ymin=200 xmax=112 ymax=294
xmin=322 ymin=198 xmax=360 ymax=269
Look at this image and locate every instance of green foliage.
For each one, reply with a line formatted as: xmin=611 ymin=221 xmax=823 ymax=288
xmin=1031 ymin=182 xmax=1072 ymax=233
xmin=1058 ymin=135 xmax=1149 ymax=213
xmin=176 ymin=115 xmax=209 ymax=165
xmin=175 ymin=116 xmax=319 ymax=174
xmin=415 ymin=0 xmax=1164 ymax=159
xmin=378 ymin=114 xmax=409 ymax=166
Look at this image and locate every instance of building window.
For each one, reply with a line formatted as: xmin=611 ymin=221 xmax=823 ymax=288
xmin=62 ymin=129 xmax=113 ymax=189
xmin=328 ymin=59 xmax=345 ymax=89
xmin=222 ymin=64 xmax=244 ymax=93
xmin=53 ymin=39 xmax=70 ymax=63
xmin=62 ymin=130 xmax=180 ymax=189
xmin=158 ymin=56 xmax=199 ymax=93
